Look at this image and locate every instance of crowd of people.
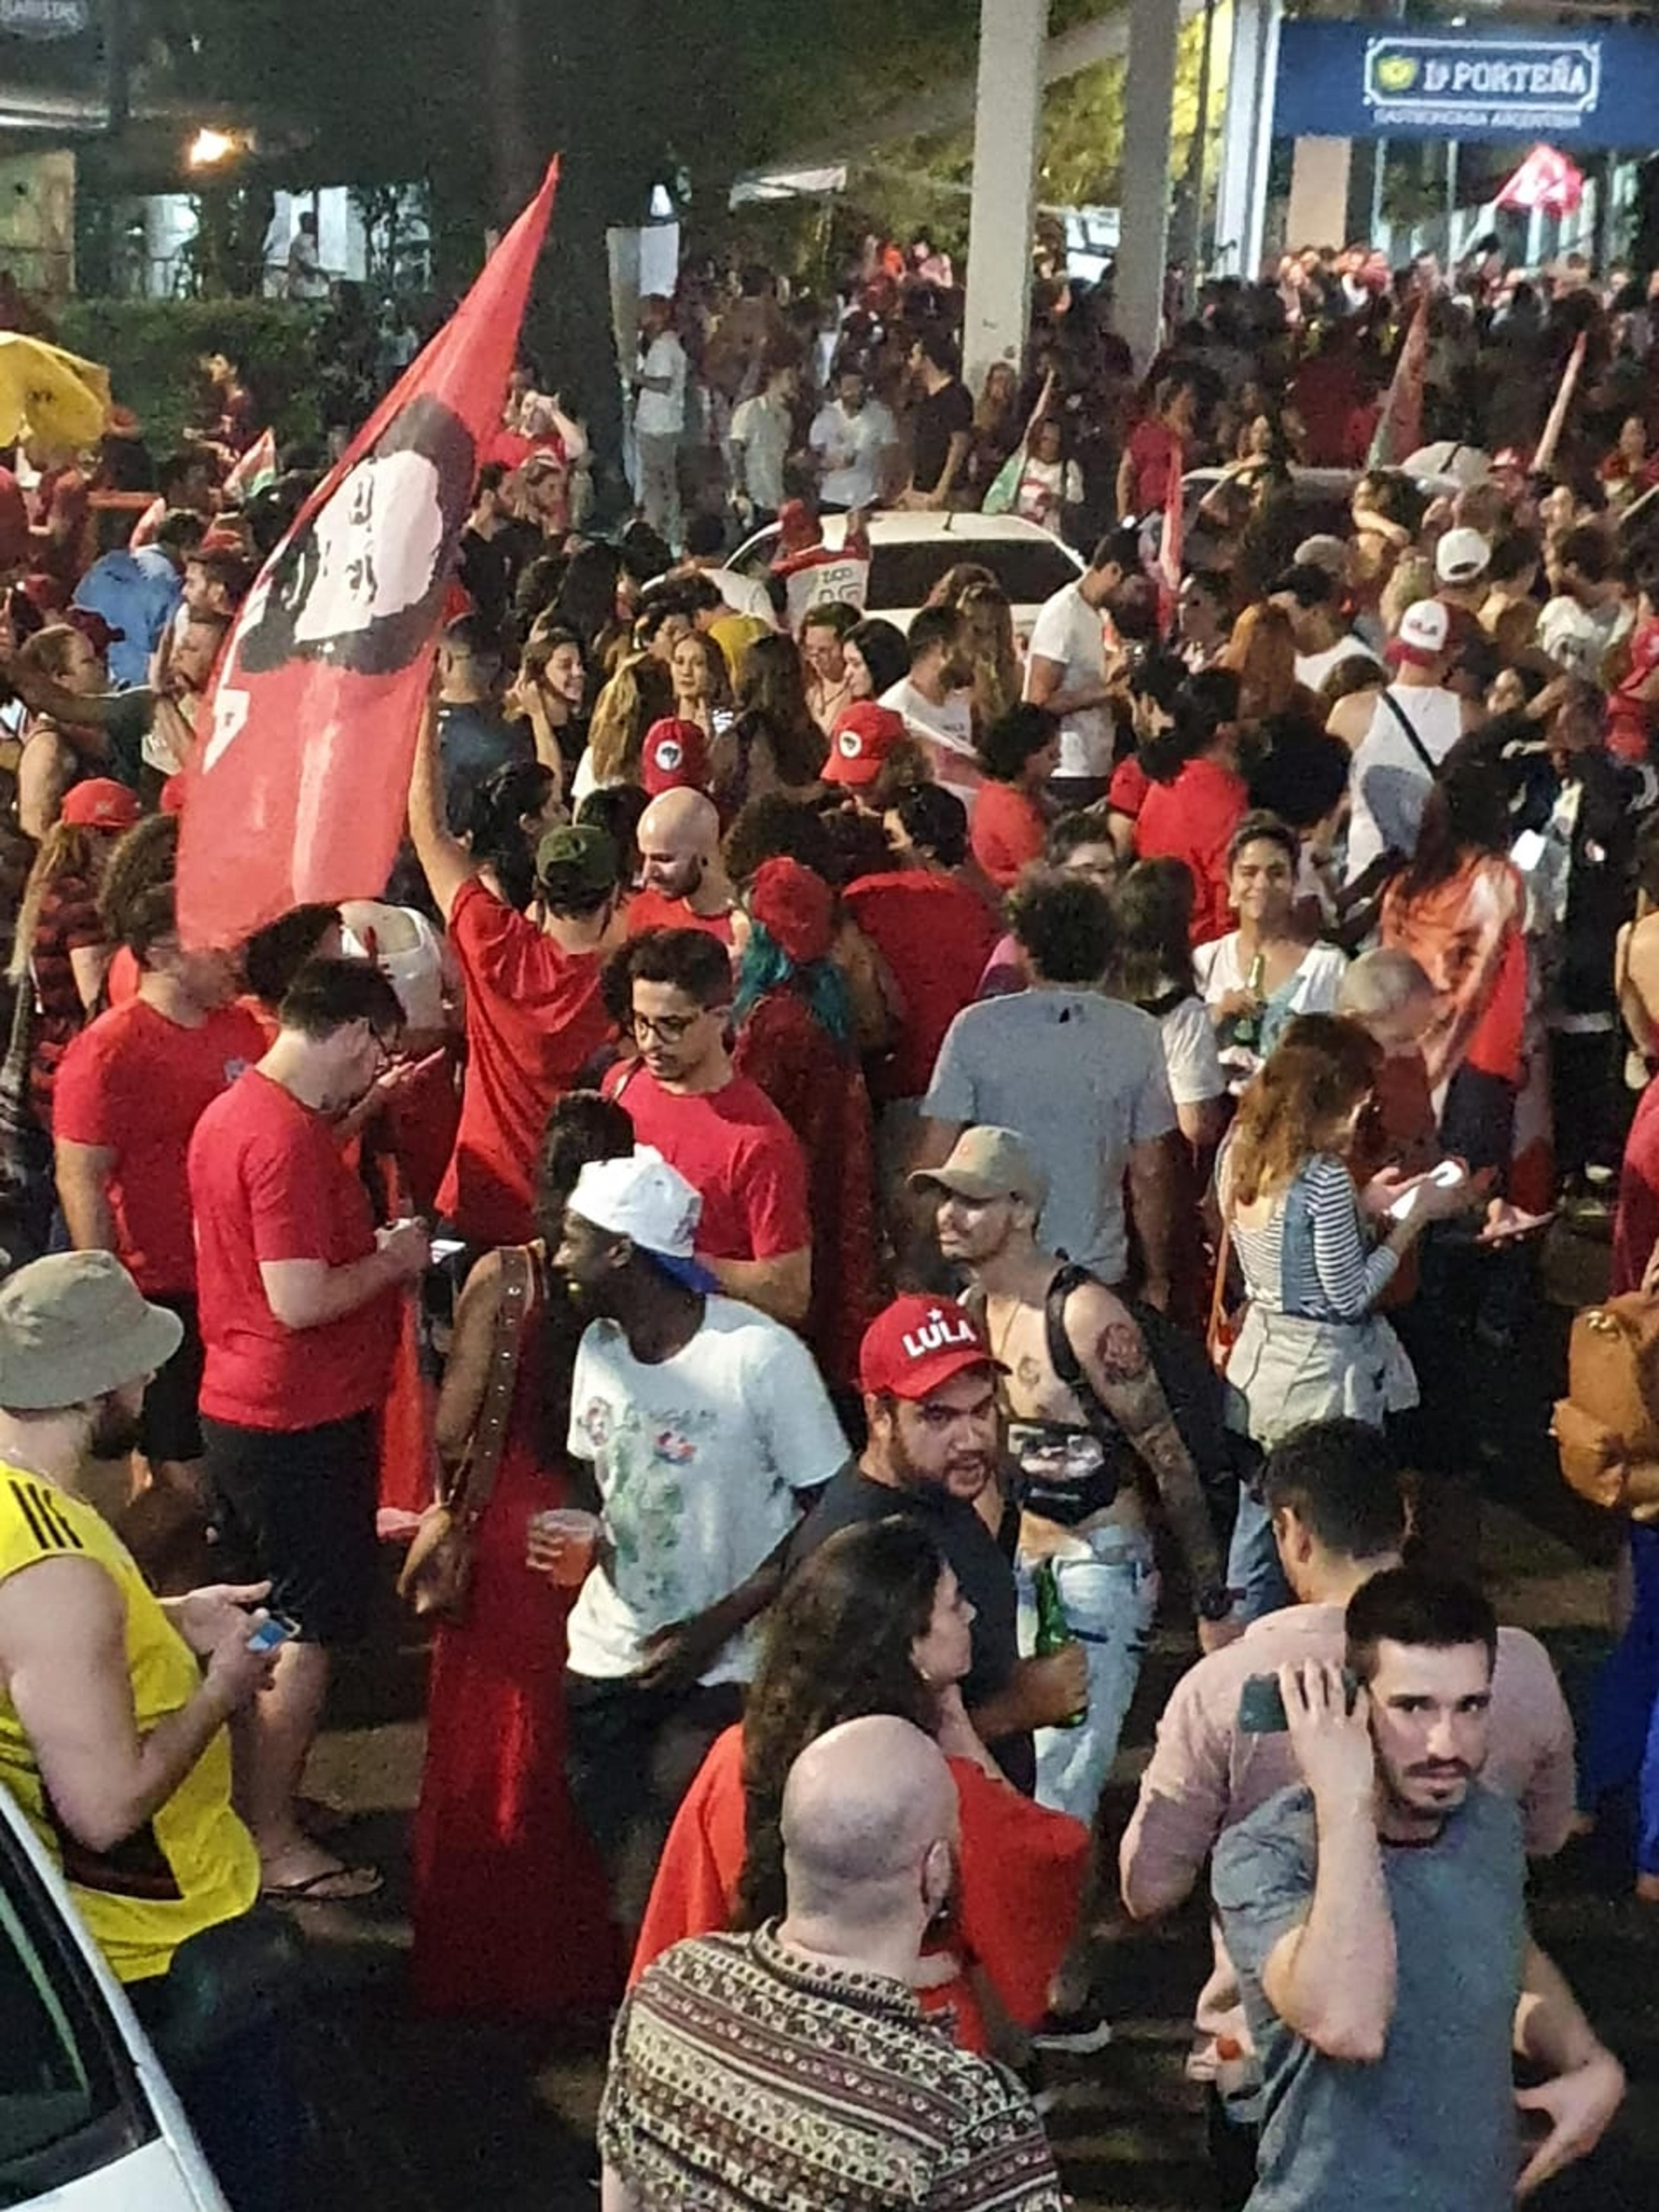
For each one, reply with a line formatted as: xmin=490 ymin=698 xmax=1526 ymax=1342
xmin=0 ymin=223 xmax=1655 ymax=2212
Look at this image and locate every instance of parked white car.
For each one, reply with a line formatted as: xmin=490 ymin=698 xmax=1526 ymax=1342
xmin=0 ymin=1785 xmax=227 ymax=2209
xmin=731 ymin=509 xmax=1085 ymax=647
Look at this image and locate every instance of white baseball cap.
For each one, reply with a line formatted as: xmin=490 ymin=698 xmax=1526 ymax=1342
xmin=1435 ymin=527 xmax=1491 ymax=586
xmin=566 ymin=1146 xmax=714 ymax=1292
xmin=1392 ymin=598 xmax=1451 ymax=666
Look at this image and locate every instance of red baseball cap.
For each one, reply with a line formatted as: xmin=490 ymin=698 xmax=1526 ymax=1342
xmin=60 ymin=778 xmax=141 ymax=832
xmin=824 ymin=700 xmax=906 ymax=788
xmin=642 ymin=716 xmax=710 ymax=797
xmin=858 ymin=1295 xmax=1003 ymax=1402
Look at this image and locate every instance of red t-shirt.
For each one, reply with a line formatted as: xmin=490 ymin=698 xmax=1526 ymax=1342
xmin=969 ymin=781 xmax=1046 ymax=892
xmin=188 ymin=1069 xmax=398 ymax=1430
xmin=1609 ymin=616 xmax=1659 ymax=765
xmin=436 ymin=877 xmax=611 ymax=1246
xmin=1135 ymin=755 xmax=1249 ymax=944
xmin=623 ymin=888 xmax=737 ymax=947
xmin=54 ymin=997 xmax=267 ymax=1296
xmin=604 ymin=1064 xmax=809 ymax=1261
xmin=842 ymin=870 xmax=999 ymax=1100
xmin=1125 ymin=418 xmax=1187 ymax=515
xmin=1108 ymin=753 xmax=1151 ymax=820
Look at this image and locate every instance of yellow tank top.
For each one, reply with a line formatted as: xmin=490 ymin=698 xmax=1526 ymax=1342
xmin=0 ymin=1463 xmax=259 ymax=1983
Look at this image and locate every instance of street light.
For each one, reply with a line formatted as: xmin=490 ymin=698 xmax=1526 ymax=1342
xmin=188 ymin=127 xmax=238 ymax=169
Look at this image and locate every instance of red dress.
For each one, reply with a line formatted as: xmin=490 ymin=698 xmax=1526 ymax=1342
xmin=631 ymin=1725 xmax=1089 ymax=2053
xmin=410 ymin=1257 xmax=620 ymax=2018
xmin=732 ymin=987 xmax=884 ymax=1388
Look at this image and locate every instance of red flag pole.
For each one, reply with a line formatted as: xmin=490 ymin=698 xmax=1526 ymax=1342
xmin=178 ymin=160 xmax=560 ymax=948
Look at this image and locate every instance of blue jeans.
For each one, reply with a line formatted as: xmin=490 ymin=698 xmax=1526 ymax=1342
xmin=1226 ymin=1484 xmax=1292 ymax=1625
xmin=1016 ymin=1530 xmax=1159 ymax=1823
xmin=1579 ymin=1523 xmax=1659 ymax=1875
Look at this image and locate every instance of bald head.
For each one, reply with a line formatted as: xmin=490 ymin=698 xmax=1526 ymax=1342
xmin=638 ymin=788 xmax=722 ymax=901
xmin=780 ymin=1716 xmax=958 ymax=1930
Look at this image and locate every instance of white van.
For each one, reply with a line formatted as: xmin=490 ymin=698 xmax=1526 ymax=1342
xmin=0 ymin=1784 xmax=227 ymax=2209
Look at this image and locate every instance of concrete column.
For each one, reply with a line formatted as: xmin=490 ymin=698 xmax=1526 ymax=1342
xmin=1116 ymin=0 xmax=1181 ymax=373
xmin=962 ymin=0 xmax=1048 ymax=398
xmin=1286 ymin=137 xmax=1353 ymax=255
xmin=1213 ymin=0 xmax=1281 ymax=278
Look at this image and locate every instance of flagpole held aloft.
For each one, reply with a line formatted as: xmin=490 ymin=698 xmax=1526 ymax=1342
xmin=1530 ymin=330 xmax=1587 ymax=480
xmin=177 ymin=159 xmax=561 ymax=950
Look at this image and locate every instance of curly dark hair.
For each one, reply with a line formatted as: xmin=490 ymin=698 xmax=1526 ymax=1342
xmin=735 ymin=1518 xmax=945 ymax=1932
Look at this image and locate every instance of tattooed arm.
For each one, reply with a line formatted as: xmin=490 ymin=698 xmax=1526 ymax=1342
xmin=1066 ymin=1282 xmax=1231 ymax=1644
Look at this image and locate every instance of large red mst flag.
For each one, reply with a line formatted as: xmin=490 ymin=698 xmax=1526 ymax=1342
xmin=178 ymin=162 xmax=560 ymax=947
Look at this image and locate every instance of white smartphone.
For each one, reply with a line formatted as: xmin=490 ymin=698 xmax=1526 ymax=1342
xmin=429 ymin=1236 xmax=465 ymax=1262
xmin=1387 ymin=1160 xmax=1464 ymax=1220
xmin=1510 ymin=828 xmax=1547 ymax=872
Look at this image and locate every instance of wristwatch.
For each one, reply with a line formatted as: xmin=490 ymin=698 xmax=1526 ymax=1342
xmin=1195 ymin=1583 xmax=1235 ymax=1624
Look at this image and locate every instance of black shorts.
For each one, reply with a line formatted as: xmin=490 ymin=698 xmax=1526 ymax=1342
xmin=201 ymin=1411 xmax=378 ymax=1647
xmin=140 ymin=1296 xmax=206 ymax=1467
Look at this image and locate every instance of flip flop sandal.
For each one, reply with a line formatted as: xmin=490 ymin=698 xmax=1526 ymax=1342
xmin=261 ymin=1861 xmax=383 ymax=1906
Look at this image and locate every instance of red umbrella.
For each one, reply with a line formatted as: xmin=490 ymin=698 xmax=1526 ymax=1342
xmin=1496 ymin=144 xmax=1584 ymax=217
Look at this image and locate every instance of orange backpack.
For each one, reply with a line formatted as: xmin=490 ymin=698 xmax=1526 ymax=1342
xmin=1552 ymin=1293 xmax=1659 ymax=1521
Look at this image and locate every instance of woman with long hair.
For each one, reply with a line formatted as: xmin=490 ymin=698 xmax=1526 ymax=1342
xmin=411 ymin=1090 xmax=636 ymax=2019
xmin=1219 ymin=1012 xmax=1468 ymax=1614
xmin=1378 ymin=752 xmax=1527 ymax=1176
xmin=842 ymin=615 xmax=910 ymax=703
xmin=1217 ymin=601 xmax=1315 ymax=728
xmin=730 ymin=857 xmax=884 ymax=1387
xmin=465 ymin=760 xmax=565 ymax=914
xmin=505 ymin=623 xmax=588 ymax=781
xmin=957 ymin=580 xmax=1020 ymax=741
xmin=966 ymin=360 xmax=1021 ymax=500
xmin=1111 ymin=857 xmax=1227 ymax=1153
xmin=668 ymin=627 xmax=732 ymax=751
xmin=16 ymin=623 xmax=108 ymax=841
xmin=630 ymin=1517 xmax=1090 ymax=2052
xmin=9 ymin=782 xmax=136 ymax=1139
xmin=575 ymin=652 xmax=674 ymax=799
xmin=1195 ymin=812 xmax=1349 ymax=1083
xmin=715 ymin=629 xmax=826 ymax=816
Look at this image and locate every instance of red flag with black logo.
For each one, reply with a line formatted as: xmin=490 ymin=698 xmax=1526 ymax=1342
xmin=178 ymin=161 xmax=559 ymax=947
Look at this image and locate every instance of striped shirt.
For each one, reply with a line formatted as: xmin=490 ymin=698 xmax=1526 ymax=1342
xmin=599 ymin=1923 xmax=1065 ymax=2210
xmin=1228 ymin=1152 xmax=1398 ymax=1323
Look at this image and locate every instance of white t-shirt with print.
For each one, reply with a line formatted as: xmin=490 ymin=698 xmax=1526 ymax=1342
xmin=1024 ymin=579 xmax=1112 ymax=781
xmin=564 ymin=1297 xmax=848 ymax=1684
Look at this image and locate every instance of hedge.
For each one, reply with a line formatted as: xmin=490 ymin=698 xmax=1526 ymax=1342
xmin=55 ymin=299 xmax=325 ymax=459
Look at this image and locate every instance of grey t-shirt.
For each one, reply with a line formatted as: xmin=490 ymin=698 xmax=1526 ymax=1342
xmin=923 ymin=989 xmax=1175 ymax=1284
xmin=1213 ymin=1782 xmax=1526 ymax=2212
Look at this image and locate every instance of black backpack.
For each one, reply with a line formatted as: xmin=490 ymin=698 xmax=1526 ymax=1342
xmin=1043 ymin=1263 xmax=1248 ymax=1547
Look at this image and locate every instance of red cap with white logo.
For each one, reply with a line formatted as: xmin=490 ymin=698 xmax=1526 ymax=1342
xmin=858 ymin=1294 xmax=1004 ymax=1401
xmin=825 ymin=701 xmax=906 ymax=788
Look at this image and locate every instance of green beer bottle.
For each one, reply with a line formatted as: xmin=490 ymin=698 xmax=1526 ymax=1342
xmin=1032 ymin=1559 xmax=1087 ymax=1729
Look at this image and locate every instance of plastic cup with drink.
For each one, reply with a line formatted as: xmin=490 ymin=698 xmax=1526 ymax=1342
xmin=526 ymin=1506 xmax=601 ymax=1587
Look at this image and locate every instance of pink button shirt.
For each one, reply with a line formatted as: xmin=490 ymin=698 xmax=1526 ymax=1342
xmin=1119 ymin=1600 xmax=1576 ymax=2073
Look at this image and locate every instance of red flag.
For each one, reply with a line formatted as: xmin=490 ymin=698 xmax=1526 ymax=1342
xmin=224 ymin=425 xmax=278 ymax=501
xmin=178 ymin=162 xmax=560 ymax=948
xmin=1157 ymin=452 xmax=1183 ymax=634
xmin=1497 ymin=144 xmax=1583 ymax=219
xmin=1366 ymin=300 xmax=1427 ymax=470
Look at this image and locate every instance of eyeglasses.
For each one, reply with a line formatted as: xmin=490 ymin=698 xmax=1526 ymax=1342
xmin=632 ymin=1008 xmax=702 ymax=1044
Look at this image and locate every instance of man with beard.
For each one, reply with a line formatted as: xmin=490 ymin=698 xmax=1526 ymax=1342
xmin=788 ymin=1295 xmax=1088 ymax=1793
xmin=0 ymin=1251 xmax=290 ymax=2203
xmin=919 ymin=1128 xmax=1232 ymax=1815
xmin=556 ymin=1146 xmax=847 ymax=1936
xmin=608 ymin=928 xmax=810 ymax=1326
xmin=1213 ymin=1572 xmax=1624 ymax=2212
xmin=187 ymin=960 xmax=429 ymax=1903
xmin=626 ymin=788 xmax=738 ymax=945
xmin=878 ymin=606 xmax=981 ymax=814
